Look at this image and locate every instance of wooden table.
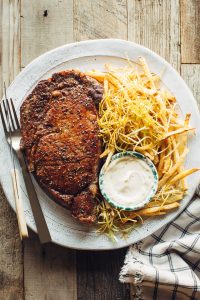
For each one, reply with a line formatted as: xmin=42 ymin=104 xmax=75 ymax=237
xmin=0 ymin=1 xmax=199 ymax=299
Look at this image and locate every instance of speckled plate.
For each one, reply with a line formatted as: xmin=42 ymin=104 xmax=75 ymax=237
xmin=1 ymin=39 xmax=200 ymax=250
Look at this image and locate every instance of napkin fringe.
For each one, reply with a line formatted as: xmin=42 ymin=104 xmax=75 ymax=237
xmin=119 ymin=247 xmax=144 ymax=300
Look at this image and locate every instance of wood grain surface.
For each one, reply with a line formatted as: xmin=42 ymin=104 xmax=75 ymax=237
xmin=181 ymin=64 xmax=200 ymax=108
xmin=24 ymin=232 xmax=77 ymax=300
xmin=74 ymin=0 xmax=127 ymax=41
xmin=77 ymin=249 xmax=130 ymax=300
xmin=181 ymin=0 xmax=200 ymax=63
xmin=0 ymin=1 xmax=199 ymax=299
xmin=21 ymin=0 xmax=73 ymax=67
xmin=128 ymin=0 xmax=180 ymax=70
xmin=0 ymin=2 xmax=23 ymax=300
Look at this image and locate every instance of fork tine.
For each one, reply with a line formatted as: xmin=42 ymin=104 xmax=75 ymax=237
xmin=10 ymin=98 xmax=20 ymax=129
xmin=3 ymin=83 xmax=17 ymax=131
xmin=5 ymin=98 xmax=16 ymax=131
xmin=2 ymin=100 xmax=13 ymax=132
xmin=0 ymin=102 xmax=8 ymax=135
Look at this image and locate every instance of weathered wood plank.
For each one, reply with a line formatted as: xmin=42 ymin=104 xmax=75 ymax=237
xmin=21 ymin=0 xmax=73 ymax=67
xmin=24 ymin=232 xmax=77 ymax=300
xmin=181 ymin=0 xmax=200 ymax=63
xmin=0 ymin=0 xmax=21 ymax=95
xmin=0 ymin=186 xmax=23 ymax=300
xmin=21 ymin=1 xmax=77 ymax=299
xmin=181 ymin=64 xmax=200 ymax=108
xmin=74 ymin=0 xmax=127 ymax=41
xmin=0 ymin=1 xmax=23 ymax=299
xmin=76 ymin=249 xmax=130 ymax=300
xmin=74 ymin=1 xmax=129 ymax=299
xmin=128 ymin=0 xmax=180 ymax=70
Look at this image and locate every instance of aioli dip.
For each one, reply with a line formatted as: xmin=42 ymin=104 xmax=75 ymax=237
xmin=100 ymin=153 xmax=157 ymax=210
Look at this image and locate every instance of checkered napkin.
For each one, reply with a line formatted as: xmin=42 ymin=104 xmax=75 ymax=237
xmin=120 ymin=188 xmax=200 ymax=300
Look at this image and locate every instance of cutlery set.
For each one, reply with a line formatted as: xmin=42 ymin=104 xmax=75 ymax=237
xmin=0 ymin=85 xmax=51 ymax=243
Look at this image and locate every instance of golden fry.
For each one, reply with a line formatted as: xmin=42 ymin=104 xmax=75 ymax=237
xmin=130 ymin=202 xmax=180 ymax=217
xmin=169 ymin=168 xmax=200 ymax=185
xmin=106 ymin=74 xmax=123 ymax=89
xmin=85 ymin=71 xmax=106 ymax=82
xmin=184 ymin=113 xmax=191 ymax=126
xmin=163 ymin=140 xmax=172 ymax=173
xmin=164 ymin=194 xmax=185 ymax=203
xmin=157 ymin=144 xmax=166 ymax=178
xmin=153 ymin=154 xmax=159 ymax=166
xmin=104 ymin=79 xmax=109 ymax=94
xmin=162 ymin=127 xmax=195 ymax=140
xmin=100 ymin=148 xmax=111 ymax=158
xmin=144 ymin=212 xmax=166 ymax=216
xmin=139 ymin=57 xmax=156 ymax=89
xmin=158 ymin=148 xmax=189 ymax=189
xmin=104 ymin=150 xmax=114 ymax=170
xmin=134 ymin=144 xmax=154 ymax=151
xmin=160 ymin=202 xmax=180 ymax=210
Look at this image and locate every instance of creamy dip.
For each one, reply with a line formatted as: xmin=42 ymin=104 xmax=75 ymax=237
xmin=102 ymin=156 xmax=155 ymax=207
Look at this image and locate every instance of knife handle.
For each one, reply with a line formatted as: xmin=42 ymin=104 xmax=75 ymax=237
xmin=17 ymin=150 xmax=51 ymax=244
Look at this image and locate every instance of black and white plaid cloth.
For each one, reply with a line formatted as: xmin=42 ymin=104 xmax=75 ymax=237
xmin=120 ymin=188 xmax=200 ymax=300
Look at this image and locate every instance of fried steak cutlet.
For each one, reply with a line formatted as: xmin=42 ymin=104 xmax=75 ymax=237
xmin=20 ymin=70 xmax=103 ymax=223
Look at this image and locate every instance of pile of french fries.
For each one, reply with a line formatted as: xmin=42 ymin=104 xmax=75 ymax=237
xmin=87 ymin=58 xmax=199 ymax=238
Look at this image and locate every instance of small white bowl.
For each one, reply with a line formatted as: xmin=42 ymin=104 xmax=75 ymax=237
xmin=99 ymin=151 xmax=158 ymax=211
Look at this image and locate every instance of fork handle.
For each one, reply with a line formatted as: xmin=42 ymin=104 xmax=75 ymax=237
xmin=17 ymin=151 xmax=51 ymax=244
xmin=11 ymin=169 xmax=29 ymax=239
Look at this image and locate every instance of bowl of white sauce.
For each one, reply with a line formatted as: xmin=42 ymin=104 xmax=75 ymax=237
xmin=99 ymin=151 xmax=158 ymax=211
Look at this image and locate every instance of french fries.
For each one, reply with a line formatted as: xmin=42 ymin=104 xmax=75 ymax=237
xmin=92 ymin=57 xmax=199 ymax=239
xmin=161 ymin=127 xmax=195 ymax=140
xmin=85 ymin=71 xmax=105 ymax=82
xmin=169 ymin=168 xmax=200 ymax=185
xmin=129 ymin=202 xmax=180 ymax=217
xmin=158 ymin=148 xmax=189 ymax=189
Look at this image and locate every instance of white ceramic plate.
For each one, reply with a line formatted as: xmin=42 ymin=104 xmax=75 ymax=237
xmin=1 ymin=39 xmax=200 ymax=250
